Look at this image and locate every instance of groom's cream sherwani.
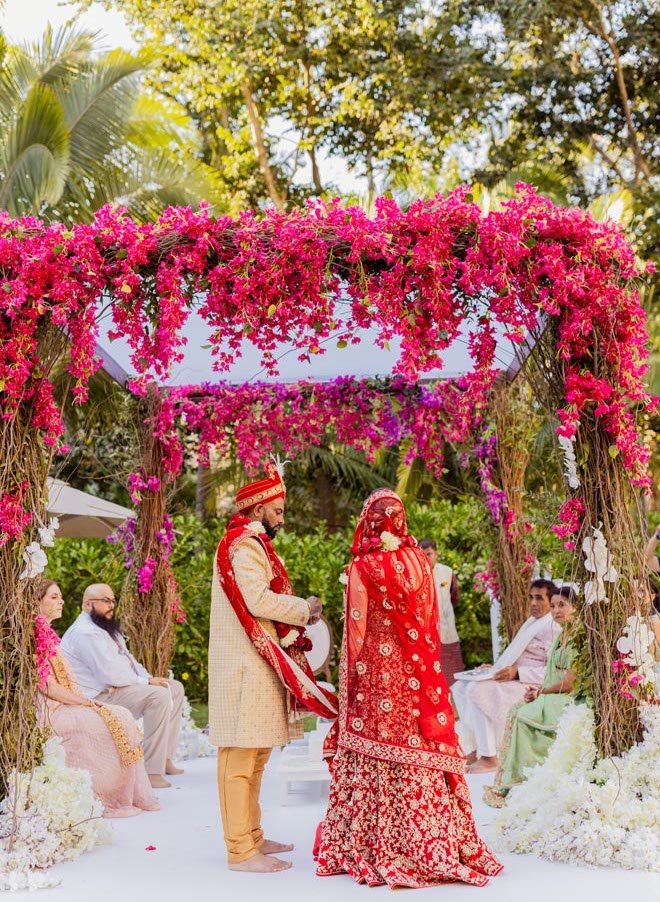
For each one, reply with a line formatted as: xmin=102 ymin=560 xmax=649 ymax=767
xmin=208 ymin=536 xmax=308 ymax=748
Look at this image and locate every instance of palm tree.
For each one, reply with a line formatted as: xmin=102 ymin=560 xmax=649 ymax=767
xmin=0 ymin=23 xmax=224 ymax=221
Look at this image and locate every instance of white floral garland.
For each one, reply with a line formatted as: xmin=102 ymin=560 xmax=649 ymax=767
xmin=0 ymin=737 xmax=110 ymax=891
xmin=493 ymin=702 xmax=660 ymax=872
xmin=558 ymin=435 xmax=581 ymax=489
xmin=582 ymin=524 xmax=617 ymax=606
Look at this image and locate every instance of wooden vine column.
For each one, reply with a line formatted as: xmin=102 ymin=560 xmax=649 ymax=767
xmin=119 ymin=390 xmax=176 ymax=677
xmin=491 ymin=379 xmax=542 ymax=642
xmin=0 ymin=417 xmax=48 ymax=800
xmin=573 ymin=409 xmax=643 ymax=757
xmin=0 ymin=329 xmax=69 ymax=801
xmin=525 ymin=326 xmax=643 ymax=758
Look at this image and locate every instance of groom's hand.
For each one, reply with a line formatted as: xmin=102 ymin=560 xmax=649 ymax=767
xmin=306 ymin=596 xmax=322 ymax=625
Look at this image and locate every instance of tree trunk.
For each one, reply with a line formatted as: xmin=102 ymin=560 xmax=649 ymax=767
xmin=120 ymin=392 xmax=176 ymax=677
xmin=491 ymin=381 xmax=540 ymax=640
xmin=314 ymin=467 xmax=337 ymax=527
xmin=195 ymin=461 xmax=208 ymax=523
xmin=587 ymin=1 xmax=651 ymax=185
xmin=302 ymin=59 xmax=323 ymax=193
xmin=240 ymin=78 xmax=286 ymax=210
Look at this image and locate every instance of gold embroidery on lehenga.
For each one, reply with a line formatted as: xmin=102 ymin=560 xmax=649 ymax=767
xmin=51 ymin=652 xmax=144 ymax=768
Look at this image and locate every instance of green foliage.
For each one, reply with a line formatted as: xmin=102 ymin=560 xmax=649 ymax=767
xmin=0 ymin=23 xmax=224 ymax=221
xmin=42 ymin=538 xmax=125 ymax=632
xmin=468 ymin=0 xmax=659 ymax=259
xmin=86 ymin=0 xmax=496 ymax=208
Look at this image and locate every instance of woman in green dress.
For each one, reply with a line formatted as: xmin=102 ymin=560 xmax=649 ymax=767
xmin=484 ymin=587 xmax=577 ymax=806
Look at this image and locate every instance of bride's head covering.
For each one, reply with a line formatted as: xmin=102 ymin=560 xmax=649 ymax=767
xmin=351 ymin=488 xmax=413 ymax=556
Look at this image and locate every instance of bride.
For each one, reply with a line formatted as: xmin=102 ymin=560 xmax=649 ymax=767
xmin=316 ymin=489 xmax=502 ymax=888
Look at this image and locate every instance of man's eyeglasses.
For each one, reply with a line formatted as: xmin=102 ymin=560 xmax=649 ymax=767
xmin=89 ymin=597 xmax=116 ymax=606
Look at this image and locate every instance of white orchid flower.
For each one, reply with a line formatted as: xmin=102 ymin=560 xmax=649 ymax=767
xmin=38 ymin=526 xmax=56 ymax=547
xmin=584 ymin=578 xmax=608 ymax=606
xmin=20 ymin=542 xmax=48 ymax=579
xmin=558 ymin=435 xmax=581 ymax=489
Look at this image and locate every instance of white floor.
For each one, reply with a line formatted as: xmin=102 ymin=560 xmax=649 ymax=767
xmin=11 ymin=752 xmax=657 ymax=902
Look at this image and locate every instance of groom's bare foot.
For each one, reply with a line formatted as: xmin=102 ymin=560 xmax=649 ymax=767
xmin=229 ymin=853 xmax=292 ymax=873
xmin=260 ymin=839 xmax=294 ymax=855
xmin=465 ymin=751 xmax=477 ymax=765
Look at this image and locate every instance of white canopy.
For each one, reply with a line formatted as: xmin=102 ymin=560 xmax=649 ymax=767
xmin=46 ymin=477 xmax=135 ymax=539
xmin=96 ymin=309 xmax=521 ymax=386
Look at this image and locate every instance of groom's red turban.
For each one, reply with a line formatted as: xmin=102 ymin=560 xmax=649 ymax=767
xmin=235 ymin=462 xmax=286 ymax=511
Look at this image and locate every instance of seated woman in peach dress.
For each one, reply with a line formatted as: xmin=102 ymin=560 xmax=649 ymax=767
xmin=35 ymin=580 xmax=159 ymax=818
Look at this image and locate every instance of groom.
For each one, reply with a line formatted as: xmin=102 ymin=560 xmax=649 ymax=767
xmin=209 ymin=463 xmax=324 ymax=873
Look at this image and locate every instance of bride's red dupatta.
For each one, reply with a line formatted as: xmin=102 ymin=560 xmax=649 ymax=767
xmin=324 ymin=489 xmax=463 ymax=774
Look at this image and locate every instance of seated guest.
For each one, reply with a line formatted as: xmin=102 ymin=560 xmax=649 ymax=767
xmin=36 ymin=580 xmax=159 ymax=817
xmin=452 ymin=578 xmax=559 ymax=773
xmin=61 ymin=583 xmax=184 ymax=789
xmin=419 ymin=538 xmax=464 ymax=686
xmin=484 ymin=586 xmax=578 ymax=805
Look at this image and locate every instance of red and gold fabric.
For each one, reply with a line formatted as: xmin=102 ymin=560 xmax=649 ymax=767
xmin=215 ymin=514 xmax=337 ymax=721
xmin=317 ymin=489 xmax=502 ymax=888
xmin=235 ymin=462 xmax=286 ymax=511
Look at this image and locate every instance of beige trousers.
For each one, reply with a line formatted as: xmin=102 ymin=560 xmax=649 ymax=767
xmin=96 ymin=679 xmax=184 ymax=775
xmin=217 ymin=747 xmax=272 ymax=863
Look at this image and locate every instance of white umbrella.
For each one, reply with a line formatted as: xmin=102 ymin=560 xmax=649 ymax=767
xmin=46 ymin=477 xmax=135 ymax=539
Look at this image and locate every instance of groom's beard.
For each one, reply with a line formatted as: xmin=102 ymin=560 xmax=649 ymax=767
xmin=261 ymin=517 xmax=282 ymax=540
xmin=90 ymin=609 xmax=122 ymax=640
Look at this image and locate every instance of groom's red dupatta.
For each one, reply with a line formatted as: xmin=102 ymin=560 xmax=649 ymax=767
xmin=216 ymin=513 xmax=338 ymax=721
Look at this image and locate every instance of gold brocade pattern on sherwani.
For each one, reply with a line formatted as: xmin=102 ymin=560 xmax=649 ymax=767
xmin=51 ymin=652 xmax=144 ymax=768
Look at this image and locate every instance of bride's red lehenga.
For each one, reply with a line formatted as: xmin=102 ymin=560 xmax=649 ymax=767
xmin=316 ymin=490 xmax=503 ymax=888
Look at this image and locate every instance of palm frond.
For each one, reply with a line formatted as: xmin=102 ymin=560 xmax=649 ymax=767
xmin=0 ymin=82 xmax=69 ymax=214
xmin=86 ymin=150 xmax=224 ymax=221
xmin=126 ymin=93 xmax=197 ymax=151
xmin=11 ymin=23 xmax=95 ymax=93
xmin=58 ymin=51 xmax=148 ymax=169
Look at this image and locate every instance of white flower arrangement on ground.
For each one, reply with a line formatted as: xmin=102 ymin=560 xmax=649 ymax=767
xmin=175 ymin=695 xmax=215 ymax=760
xmin=0 ymin=737 xmax=110 ymax=891
xmin=493 ymin=702 xmax=660 ymax=872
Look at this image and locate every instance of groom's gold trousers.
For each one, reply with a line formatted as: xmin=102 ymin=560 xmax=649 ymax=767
xmin=217 ymin=747 xmax=272 ymax=862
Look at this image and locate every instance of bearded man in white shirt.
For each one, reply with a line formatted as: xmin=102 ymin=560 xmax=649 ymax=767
xmin=452 ymin=578 xmax=560 ymax=773
xmin=60 ymin=584 xmax=184 ymax=789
